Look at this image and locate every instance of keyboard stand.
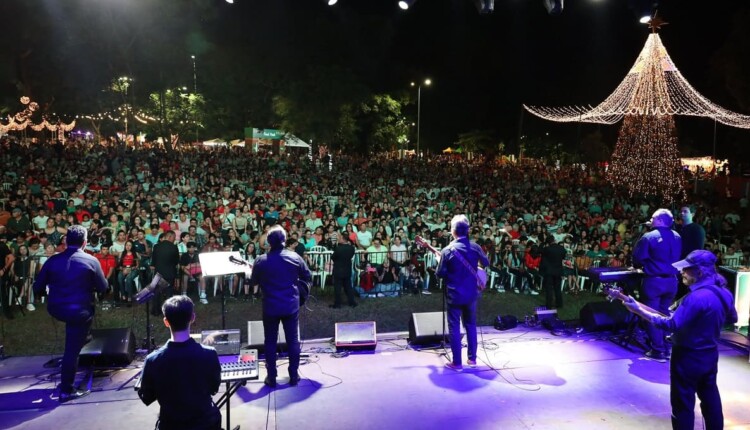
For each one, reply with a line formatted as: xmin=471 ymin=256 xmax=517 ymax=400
xmin=216 ymin=380 xmax=249 ymax=430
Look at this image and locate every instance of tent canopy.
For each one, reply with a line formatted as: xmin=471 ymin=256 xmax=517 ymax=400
xmin=202 ymin=138 xmax=227 ymax=147
xmin=284 ymin=133 xmax=310 ymax=148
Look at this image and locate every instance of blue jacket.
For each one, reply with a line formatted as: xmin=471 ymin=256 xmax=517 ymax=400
xmin=436 ymin=237 xmax=490 ymax=306
xmin=633 ymin=227 xmax=681 ymax=278
xmin=33 ymin=247 xmax=108 ymax=308
xmin=653 ymin=274 xmax=737 ymax=350
xmin=250 ymin=247 xmax=312 ymax=316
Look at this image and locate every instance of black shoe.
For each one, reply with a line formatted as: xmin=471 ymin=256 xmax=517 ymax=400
xmin=645 ymin=350 xmax=667 ymax=363
xmin=59 ymin=388 xmax=91 ymax=403
xmin=329 ymin=304 xmax=341 ymax=309
xmin=289 ymin=376 xmax=301 ymax=386
xmin=264 ymin=376 xmax=276 ymax=388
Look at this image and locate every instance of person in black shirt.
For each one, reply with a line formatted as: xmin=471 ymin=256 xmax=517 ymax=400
xmin=0 ymin=235 xmax=17 ymax=319
xmin=540 ymin=236 xmax=567 ymax=309
xmin=150 ymin=231 xmax=180 ymax=315
xmin=331 ymin=233 xmax=357 ymax=308
xmin=138 ymin=295 xmax=222 ymax=430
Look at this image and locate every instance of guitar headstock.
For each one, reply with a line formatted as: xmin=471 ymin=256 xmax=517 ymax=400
xmin=414 ymin=235 xmax=429 ymax=248
xmin=603 ymin=284 xmax=626 ymax=303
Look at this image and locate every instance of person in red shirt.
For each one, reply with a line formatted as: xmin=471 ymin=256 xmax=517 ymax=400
xmin=524 ymin=242 xmax=542 ymax=292
xmin=96 ymin=245 xmax=117 ymax=302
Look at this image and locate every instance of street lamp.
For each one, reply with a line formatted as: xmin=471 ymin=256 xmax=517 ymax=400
xmin=191 ymin=55 xmax=198 ymax=144
xmin=118 ymin=76 xmax=133 ymax=139
xmin=410 ymin=78 xmax=431 ymax=156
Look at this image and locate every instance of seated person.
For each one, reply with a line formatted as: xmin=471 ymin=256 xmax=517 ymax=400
xmin=401 ymin=262 xmax=429 ymax=295
xmin=138 ymin=295 xmax=221 ymax=430
xmin=180 ymin=242 xmax=206 ymax=302
xmin=355 ymin=260 xmax=401 ymax=297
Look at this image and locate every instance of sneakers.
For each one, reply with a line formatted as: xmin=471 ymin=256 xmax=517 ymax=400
xmin=513 ymin=288 xmax=520 ymax=294
xmin=530 ymin=290 xmax=540 ymax=296
xmin=497 ymin=288 xmax=506 ymax=293
xmin=26 ymin=303 xmax=36 ymax=311
xmin=421 ymin=290 xmax=432 ymax=295
xmin=59 ymin=388 xmax=91 ymax=403
xmin=199 ymin=293 xmax=208 ymax=305
xmin=444 ymin=362 xmax=463 ymax=372
xmin=467 ymin=359 xmax=477 ymax=368
xmin=645 ymin=350 xmax=668 ymax=363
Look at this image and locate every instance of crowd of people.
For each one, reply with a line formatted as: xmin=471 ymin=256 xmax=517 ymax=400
xmin=0 ymin=138 xmax=748 ymax=319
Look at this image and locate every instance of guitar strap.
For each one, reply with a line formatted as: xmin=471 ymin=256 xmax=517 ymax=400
xmin=451 ymin=246 xmax=483 ymax=289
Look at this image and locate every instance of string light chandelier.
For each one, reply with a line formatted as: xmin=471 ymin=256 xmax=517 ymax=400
xmin=524 ymin=20 xmax=750 ymax=128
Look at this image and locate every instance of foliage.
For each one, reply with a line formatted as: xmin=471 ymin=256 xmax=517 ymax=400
xmin=143 ymin=88 xmax=206 ymax=150
xmin=456 ymin=129 xmax=497 ymax=157
xmin=358 ymin=94 xmax=409 ymax=154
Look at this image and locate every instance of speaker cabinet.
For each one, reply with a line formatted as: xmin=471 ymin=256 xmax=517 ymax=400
xmin=335 ymin=321 xmax=377 ymax=351
xmin=247 ymin=320 xmax=294 ymax=354
xmin=579 ymin=301 xmax=630 ymax=332
xmin=79 ymin=328 xmax=136 ymax=367
xmin=408 ymin=312 xmax=465 ymax=345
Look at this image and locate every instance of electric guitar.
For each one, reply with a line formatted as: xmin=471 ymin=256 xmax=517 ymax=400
xmin=604 ymin=285 xmax=668 ymax=318
xmin=414 ymin=235 xmax=488 ymax=290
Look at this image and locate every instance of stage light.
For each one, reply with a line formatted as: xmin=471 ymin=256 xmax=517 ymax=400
xmin=639 ymin=14 xmax=651 ymax=24
xmin=398 ymin=0 xmax=414 ymax=10
xmin=328 ymin=0 xmax=338 ymax=5
xmin=543 ymin=0 xmax=563 ymax=15
xmin=474 ymin=0 xmax=494 ymax=14
xmin=226 ymin=0 xmax=234 ymax=4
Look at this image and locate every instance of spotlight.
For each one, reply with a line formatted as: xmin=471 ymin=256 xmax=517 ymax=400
xmin=474 ymin=0 xmax=494 ymax=14
xmin=226 ymin=0 xmax=234 ymax=4
xmin=631 ymin=0 xmax=658 ymax=24
xmin=398 ymin=0 xmax=414 ymax=10
xmin=543 ymin=0 xmax=563 ymax=15
xmin=328 ymin=0 xmax=338 ymax=5
xmin=639 ymin=14 xmax=651 ymax=24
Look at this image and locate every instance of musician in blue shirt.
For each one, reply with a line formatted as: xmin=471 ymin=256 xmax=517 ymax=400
xmin=248 ymin=225 xmax=311 ymax=387
xmin=436 ymin=215 xmax=490 ymax=371
xmin=33 ymin=225 xmax=108 ymax=402
xmin=624 ymin=250 xmax=737 ymax=430
xmin=138 ymin=295 xmax=222 ymax=430
xmin=633 ymin=208 xmax=681 ymax=362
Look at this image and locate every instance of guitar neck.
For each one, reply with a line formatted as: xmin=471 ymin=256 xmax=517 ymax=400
xmin=608 ymin=289 xmax=667 ymax=318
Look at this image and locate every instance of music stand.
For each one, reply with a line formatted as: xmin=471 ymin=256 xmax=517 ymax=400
xmin=199 ymin=252 xmax=246 ymax=330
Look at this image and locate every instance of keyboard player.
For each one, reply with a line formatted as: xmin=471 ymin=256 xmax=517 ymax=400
xmin=138 ymin=296 xmax=222 ymax=430
xmin=632 ymin=209 xmax=682 ymax=363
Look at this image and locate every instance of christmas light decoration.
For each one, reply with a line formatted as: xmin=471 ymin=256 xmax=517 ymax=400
xmin=524 ymin=32 xmax=750 ymax=128
xmin=0 ymin=97 xmax=75 ymax=138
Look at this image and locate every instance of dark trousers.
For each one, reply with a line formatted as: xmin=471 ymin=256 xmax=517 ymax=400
xmin=47 ymin=304 xmax=94 ymax=393
xmin=670 ymin=347 xmax=723 ymax=430
xmin=333 ymin=274 xmax=356 ymax=306
xmin=263 ymin=311 xmax=300 ymax=379
xmin=447 ymin=301 xmax=477 ymax=366
xmin=543 ymin=274 xmax=563 ymax=309
xmin=640 ymin=276 xmax=677 ymax=354
xmin=0 ymin=276 xmax=12 ymax=317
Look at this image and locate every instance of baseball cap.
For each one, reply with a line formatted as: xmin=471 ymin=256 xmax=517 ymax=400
xmin=672 ymin=250 xmax=717 ymax=271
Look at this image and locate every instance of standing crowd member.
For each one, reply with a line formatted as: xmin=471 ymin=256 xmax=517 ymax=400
xmin=0 ymin=233 xmax=16 ymax=319
xmin=33 ymin=225 xmax=108 ymax=402
xmin=331 ymin=233 xmax=357 ymax=309
xmin=436 ymin=215 xmax=489 ymax=371
xmin=138 ymin=295 xmax=222 ymax=430
xmin=540 ymin=236 xmax=567 ymax=310
xmin=150 ymin=231 xmax=180 ymax=315
xmin=623 ymin=250 xmax=737 ymax=430
xmin=633 ymin=208 xmax=681 ymax=362
xmin=248 ymin=225 xmax=311 ymax=387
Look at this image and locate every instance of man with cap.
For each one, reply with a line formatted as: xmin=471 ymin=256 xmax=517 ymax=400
xmin=248 ymin=225 xmax=311 ymax=388
xmin=623 ymin=250 xmax=737 ymax=430
xmin=633 ymin=208 xmax=681 ymax=362
xmin=7 ymin=207 xmax=32 ymax=236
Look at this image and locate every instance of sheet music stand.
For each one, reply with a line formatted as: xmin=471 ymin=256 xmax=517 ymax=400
xmin=199 ymin=252 xmax=246 ymax=330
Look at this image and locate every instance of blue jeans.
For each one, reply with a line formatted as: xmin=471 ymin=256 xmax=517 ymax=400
xmin=671 ymin=347 xmax=723 ymax=430
xmin=47 ymin=304 xmax=94 ymax=393
xmin=447 ymin=300 xmax=477 ymax=366
xmin=263 ymin=311 xmax=300 ymax=379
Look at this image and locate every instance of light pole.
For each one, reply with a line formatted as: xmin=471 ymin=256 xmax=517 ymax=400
xmin=411 ymin=78 xmax=431 ymax=156
xmin=118 ymin=76 xmax=133 ymax=139
xmin=191 ymin=55 xmax=198 ymax=144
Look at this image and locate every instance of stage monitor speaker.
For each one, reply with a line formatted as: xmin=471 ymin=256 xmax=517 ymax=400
xmin=335 ymin=321 xmax=377 ymax=351
xmin=79 ymin=327 xmax=136 ymax=367
xmin=408 ymin=312 xmax=465 ymax=345
xmin=247 ymin=320 xmax=294 ymax=353
xmin=579 ymin=301 xmax=630 ymax=332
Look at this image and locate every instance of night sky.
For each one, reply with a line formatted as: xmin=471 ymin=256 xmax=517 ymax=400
xmin=1 ymin=0 xmax=749 ymax=156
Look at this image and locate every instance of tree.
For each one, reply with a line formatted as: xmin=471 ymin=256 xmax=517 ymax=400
xmin=456 ymin=129 xmax=496 ymax=158
xmin=143 ymin=88 xmax=206 ymax=151
xmin=358 ymin=94 xmax=408 ymax=154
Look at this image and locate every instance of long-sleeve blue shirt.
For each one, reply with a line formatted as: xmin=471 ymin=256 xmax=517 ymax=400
xmin=33 ymin=247 xmax=108 ymax=308
xmin=249 ymin=247 xmax=312 ymax=316
xmin=436 ymin=237 xmax=490 ymax=306
xmin=652 ymin=274 xmax=737 ymax=350
xmin=633 ymin=227 xmax=681 ymax=277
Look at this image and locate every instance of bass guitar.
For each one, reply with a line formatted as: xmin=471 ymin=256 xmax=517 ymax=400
xmin=604 ymin=285 xmax=668 ymax=318
xmin=414 ymin=235 xmax=487 ymax=291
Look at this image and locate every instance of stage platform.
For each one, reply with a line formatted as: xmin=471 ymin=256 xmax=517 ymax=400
xmin=1 ymin=326 xmax=748 ymax=430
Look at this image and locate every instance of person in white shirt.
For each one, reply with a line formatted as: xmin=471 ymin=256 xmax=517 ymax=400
xmin=305 ymin=212 xmax=323 ymax=231
xmin=388 ymin=235 xmax=408 ymax=267
xmin=32 ymin=208 xmax=50 ymax=232
xmin=355 ymin=223 xmax=373 ymax=250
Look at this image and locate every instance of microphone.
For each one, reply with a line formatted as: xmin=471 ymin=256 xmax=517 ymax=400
xmin=639 ymin=222 xmax=652 ymax=227
xmin=229 ymin=255 xmax=249 ymax=267
xmin=135 ymin=273 xmax=170 ymax=304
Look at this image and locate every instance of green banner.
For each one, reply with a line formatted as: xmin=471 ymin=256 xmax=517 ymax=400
xmin=244 ymin=127 xmax=285 ymax=140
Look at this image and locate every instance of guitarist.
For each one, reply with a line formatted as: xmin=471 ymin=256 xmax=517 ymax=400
xmin=436 ymin=215 xmax=490 ymax=371
xmin=622 ymin=250 xmax=737 ymax=430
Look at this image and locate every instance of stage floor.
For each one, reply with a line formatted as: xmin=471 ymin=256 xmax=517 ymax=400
xmin=1 ymin=326 xmax=748 ymax=430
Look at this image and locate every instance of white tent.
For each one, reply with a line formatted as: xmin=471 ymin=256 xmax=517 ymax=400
xmin=283 ymin=133 xmax=310 ymax=148
xmin=202 ymin=138 xmax=227 ymax=147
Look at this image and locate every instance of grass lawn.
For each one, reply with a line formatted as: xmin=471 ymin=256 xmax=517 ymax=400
xmin=0 ymin=288 xmax=608 ymax=357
